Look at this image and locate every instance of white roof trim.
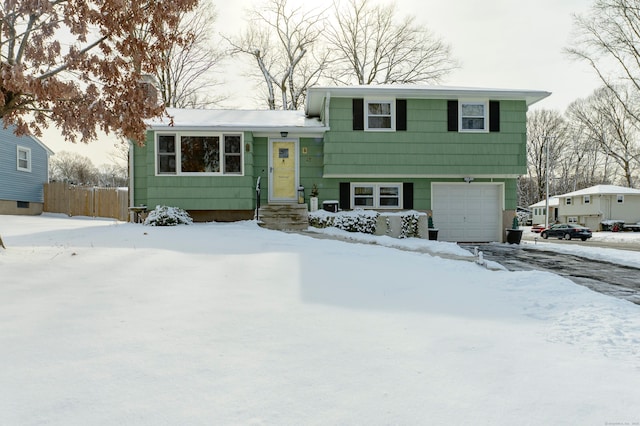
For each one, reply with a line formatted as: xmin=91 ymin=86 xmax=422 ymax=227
xmin=306 ymin=84 xmax=551 ymax=116
xmin=147 ymin=108 xmax=327 ymax=132
xmin=559 ymin=184 xmax=640 ymax=197
xmin=529 ymin=196 xmax=560 ymax=208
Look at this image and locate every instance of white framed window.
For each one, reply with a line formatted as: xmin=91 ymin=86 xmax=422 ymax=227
xmin=617 ymin=194 xmax=624 ymax=203
xmin=565 ymin=197 xmax=572 ymax=205
xmin=351 ymin=183 xmax=402 ymax=209
xmin=156 ymin=132 xmax=243 ymax=176
xmin=365 ymin=100 xmax=395 ymax=131
xmin=459 ymin=101 xmax=488 ymax=132
xmin=568 ymin=216 xmax=578 ymax=223
xmin=583 ymin=195 xmax=590 ymax=204
xmin=17 ymin=146 xmax=31 ymax=172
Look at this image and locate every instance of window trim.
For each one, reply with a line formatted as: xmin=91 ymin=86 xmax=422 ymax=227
xmin=350 ymin=182 xmax=403 ymax=209
xmin=565 ymin=197 xmax=572 ymax=205
xmin=568 ymin=216 xmax=578 ymax=224
xmin=17 ymin=146 xmax=31 ymax=172
xmin=459 ymin=100 xmax=489 ymax=133
xmin=583 ymin=195 xmax=590 ymax=204
xmin=155 ymin=132 xmax=244 ymax=176
xmin=364 ymin=99 xmax=396 ymax=131
xmin=617 ymin=194 xmax=624 ymax=204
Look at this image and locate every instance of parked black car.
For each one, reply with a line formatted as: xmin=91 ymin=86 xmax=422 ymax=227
xmin=541 ymin=224 xmax=592 ymax=241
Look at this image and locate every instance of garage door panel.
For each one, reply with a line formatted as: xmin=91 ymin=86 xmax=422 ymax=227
xmin=432 ymin=183 xmax=502 ymax=242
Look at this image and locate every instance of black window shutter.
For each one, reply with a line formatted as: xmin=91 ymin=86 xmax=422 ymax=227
xmin=447 ymin=100 xmax=458 ymax=131
xmin=403 ymin=182 xmax=414 ymax=209
xmin=396 ymin=99 xmax=407 ymax=131
xmin=353 ymin=98 xmax=364 ymax=131
xmin=339 ymin=182 xmax=350 ymax=209
xmin=489 ymin=101 xmax=500 ymax=132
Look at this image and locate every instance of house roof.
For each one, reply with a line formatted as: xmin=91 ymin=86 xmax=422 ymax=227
xmin=529 ymin=197 xmax=560 ymax=208
xmin=305 ymin=84 xmax=552 ymax=117
xmin=560 ymin=185 xmax=640 ymax=197
xmin=0 ymin=121 xmax=54 ymax=156
xmin=147 ymin=108 xmax=327 ymax=134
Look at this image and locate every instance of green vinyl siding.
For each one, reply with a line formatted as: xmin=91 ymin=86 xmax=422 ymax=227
xmin=133 ymin=131 xmax=256 ymax=211
xmin=302 ymin=177 xmax=517 ymax=212
xmin=134 ymin=93 xmax=528 ymax=216
xmin=324 ymin=98 xmax=527 ymax=177
xmin=251 ymin=136 xmax=324 ymax=207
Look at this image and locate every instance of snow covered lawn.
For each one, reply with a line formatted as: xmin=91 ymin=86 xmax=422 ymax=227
xmin=1 ymin=214 xmax=640 ymax=425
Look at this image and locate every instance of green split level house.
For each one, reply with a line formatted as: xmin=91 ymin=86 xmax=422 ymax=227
xmin=131 ymin=85 xmax=550 ymax=242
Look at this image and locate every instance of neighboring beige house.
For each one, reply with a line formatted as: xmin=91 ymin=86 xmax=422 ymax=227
xmin=555 ymin=185 xmax=640 ymax=230
xmin=529 ymin=196 xmax=559 ymax=226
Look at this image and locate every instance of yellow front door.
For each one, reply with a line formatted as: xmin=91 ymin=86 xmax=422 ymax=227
xmin=271 ymin=140 xmax=297 ymax=201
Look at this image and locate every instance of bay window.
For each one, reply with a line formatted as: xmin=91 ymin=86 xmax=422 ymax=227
xmin=156 ymin=133 xmax=243 ymax=175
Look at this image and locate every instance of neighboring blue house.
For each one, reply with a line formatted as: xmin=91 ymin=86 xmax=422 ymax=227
xmin=0 ymin=123 xmax=53 ymax=215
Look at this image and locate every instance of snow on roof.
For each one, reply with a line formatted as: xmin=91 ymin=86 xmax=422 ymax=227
xmin=147 ymin=108 xmax=326 ymax=133
xmin=560 ymin=185 xmax=640 ymax=197
xmin=306 ymin=84 xmax=551 ymax=116
xmin=529 ymin=197 xmax=560 ymax=208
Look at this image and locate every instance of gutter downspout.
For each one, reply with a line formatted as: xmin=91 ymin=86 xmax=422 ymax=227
xmin=324 ymin=92 xmax=331 ymax=127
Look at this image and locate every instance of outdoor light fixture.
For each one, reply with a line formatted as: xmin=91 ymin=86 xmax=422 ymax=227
xmin=280 ymin=131 xmax=288 ymax=138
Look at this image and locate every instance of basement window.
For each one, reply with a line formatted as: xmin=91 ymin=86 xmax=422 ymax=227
xmin=351 ymin=183 xmax=402 ymax=209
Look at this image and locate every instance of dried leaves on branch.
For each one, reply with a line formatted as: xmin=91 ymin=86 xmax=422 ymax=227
xmin=0 ymin=0 xmax=198 ymax=144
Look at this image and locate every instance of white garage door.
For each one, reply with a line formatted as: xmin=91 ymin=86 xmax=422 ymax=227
xmin=432 ymin=183 xmax=502 ymax=242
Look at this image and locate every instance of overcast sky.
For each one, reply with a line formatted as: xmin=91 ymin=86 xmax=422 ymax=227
xmin=45 ymin=0 xmax=602 ymax=165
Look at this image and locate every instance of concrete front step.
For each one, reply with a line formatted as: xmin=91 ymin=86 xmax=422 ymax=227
xmin=258 ymin=204 xmax=309 ymax=231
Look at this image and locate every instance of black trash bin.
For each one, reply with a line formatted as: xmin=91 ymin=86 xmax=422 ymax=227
xmin=322 ymin=200 xmax=339 ymax=213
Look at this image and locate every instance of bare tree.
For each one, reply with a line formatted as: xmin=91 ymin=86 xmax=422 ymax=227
xmin=561 ymin=123 xmax=609 ymax=191
xmin=0 ymin=0 xmax=198 ymax=144
xmin=96 ymin=163 xmax=128 ymax=187
xmin=525 ymin=110 xmax=569 ymax=203
xmin=566 ymin=86 xmax=640 ymax=187
xmin=50 ymin=151 xmax=99 ymax=185
xmin=325 ymin=0 xmax=457 ymax=85
xmin=226 ymin=0 xmax=329 ymax=110
xmin=566 ymin=0 xmax=640 ymax=124
xmin=157 ymin=1 xmax=226 ymax=108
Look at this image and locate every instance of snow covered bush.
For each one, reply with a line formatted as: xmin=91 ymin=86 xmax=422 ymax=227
xmin=144 ymin=205 xmax=193 ymax=226
xmin=400 ymin=211 xmax=421 ymax=238
xmin=334 ymin=211 xmax=378 ymax=233
xmin=309 ymin=210 xmax=378 ymax=234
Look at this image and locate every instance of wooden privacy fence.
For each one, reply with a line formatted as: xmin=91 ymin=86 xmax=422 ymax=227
xmin=44 ymin=182 xmax=129 ymax=221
